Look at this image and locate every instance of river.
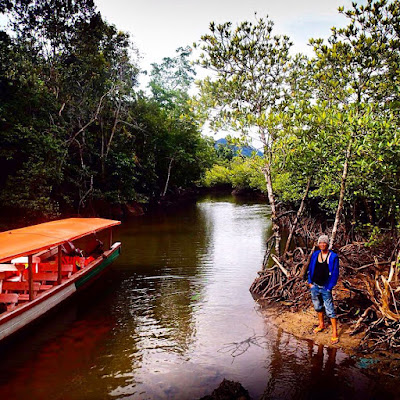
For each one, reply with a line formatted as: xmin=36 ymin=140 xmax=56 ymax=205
xmin=0 ymin=194 xmax=397 ymax=399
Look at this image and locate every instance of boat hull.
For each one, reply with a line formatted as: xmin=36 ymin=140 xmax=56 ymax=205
xmin=0 ymin=243 xmax=121 ymax=341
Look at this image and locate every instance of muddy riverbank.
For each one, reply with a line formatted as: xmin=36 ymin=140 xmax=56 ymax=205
xmin=261 ymin=303 xmax=363 ymax=353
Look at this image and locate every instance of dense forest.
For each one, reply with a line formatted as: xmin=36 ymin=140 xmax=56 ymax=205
xmin=194 ymin=0 xmax=400 ymax=351
xmin=1 ymin=0 xmax=399 ymax=236
xmin=0 ymin=0 xmax=215 ymax=226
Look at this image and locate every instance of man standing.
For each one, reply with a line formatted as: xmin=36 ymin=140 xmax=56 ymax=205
xmin=308 ymin=235 xmax=339 ymax=344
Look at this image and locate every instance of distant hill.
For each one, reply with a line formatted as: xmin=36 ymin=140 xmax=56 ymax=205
xmin=215 ymin=138 xmax=263 ymax=157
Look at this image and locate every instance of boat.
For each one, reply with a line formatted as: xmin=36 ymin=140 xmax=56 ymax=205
xmin=0 ymin=218 xmax=121 ymax=341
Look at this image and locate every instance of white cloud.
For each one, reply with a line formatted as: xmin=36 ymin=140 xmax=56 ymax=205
xmin=95 ymin=0 xmax=363 ymax=68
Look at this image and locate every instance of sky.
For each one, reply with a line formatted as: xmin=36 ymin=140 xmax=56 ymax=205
xmin=0 ymin=0 xmax=365 ymax=84
xmin=94 ymin=0 xmax=365 ymax=143
xmin=94 ymin=0 xmax=363 ymax=77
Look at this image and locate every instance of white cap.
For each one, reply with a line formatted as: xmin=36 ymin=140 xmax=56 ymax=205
xmin=318 ymin=235 xmax=329 ymax=244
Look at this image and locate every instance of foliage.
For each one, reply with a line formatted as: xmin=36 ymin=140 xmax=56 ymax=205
xmin=362 ymin=225 xmax=385 ymax=248
xmin=307 ymin=0 xmax=400 ymax=231
xmin=202 ymin=156 xmax=266 ymax=192
xmin=149 ymin=46 xmax=196 ymax=112
xmin=194 ymin=16 xmax=292 ymax=133
xmin=195 ymin=15 xmax=293 ymax=254
xmin=202 ymin=164 xmax=231 ymax=187
xmin=148 ymin=46 xmax=215 ymax=196
xmin=215 ymin=143 xmax=235 ymax=162
xmin=197 ymin=1 xmax=400 ymax=248
xmin=0 ymin=1 xmax=213 ymax=221
xmin=2 ymin=0 xmax=400 ymax=238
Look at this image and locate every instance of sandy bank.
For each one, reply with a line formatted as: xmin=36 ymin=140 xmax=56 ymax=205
xmin=260 ymin=302 xmax=400 ymax=384
xmin=260 ymin=303 xmax=364 ymax=353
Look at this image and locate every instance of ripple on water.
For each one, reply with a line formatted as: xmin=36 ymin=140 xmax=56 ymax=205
xmin=0 ymin=197 xmax=398 ymax=400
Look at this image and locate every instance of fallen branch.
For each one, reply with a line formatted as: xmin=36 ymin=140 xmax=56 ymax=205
xmin=271 ymin=254 xmax=289 ymax=277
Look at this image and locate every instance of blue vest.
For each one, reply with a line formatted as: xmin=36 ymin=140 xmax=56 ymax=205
xmin=308 ymin=250 xmax=339 ymax=291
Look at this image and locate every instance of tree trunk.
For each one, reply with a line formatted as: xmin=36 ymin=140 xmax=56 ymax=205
xmin=162 ymin=158 xmax=174 ymax=197
xmin=101 ymin=121 xmax=105 ymax=178
xmin=330 ymin=139 xmax=352 ymax=249
xmin=66 ymin=88 xmax=111 ymax=146
xmin=284 ymin=175 xmax=312 ymax=256
xmin=259 ymin=127 xmax=281 ymax=257
xmin=262 ymin=162 xmax=281 ymax=257
xmin=362 ymin=197 xmax=374 ymax=224
xmin=105 ymin=99 xmax=122 ymax=160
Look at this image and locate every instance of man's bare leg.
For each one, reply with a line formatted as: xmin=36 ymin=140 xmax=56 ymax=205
xmin=331 ymin=318 xmax=338 ymax=343
xmin=313 ymin=311 xmax=326 ymax=333
xmin=318 ymin=311 xmax=325 ymax=329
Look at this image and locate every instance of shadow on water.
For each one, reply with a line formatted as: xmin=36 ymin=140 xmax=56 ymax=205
xmin=0 ymin=271 xmax=123 ymax=399
xmin=0 ymin=195 xmax=399 ymax=399
xmin=259 ymin=327 xmax=397 ymax=400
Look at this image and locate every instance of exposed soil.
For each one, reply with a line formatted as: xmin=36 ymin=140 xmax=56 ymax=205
xmin=261 ymin=303 xmax=363 ymax=353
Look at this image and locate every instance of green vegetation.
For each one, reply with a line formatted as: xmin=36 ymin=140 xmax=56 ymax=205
xmin=0 ymin=1 xmax=214 ymax=221
xmin=196 ymin=0 xmax=400 ymax=253
xmin=203 ymin=156 xmax=266 ymax=192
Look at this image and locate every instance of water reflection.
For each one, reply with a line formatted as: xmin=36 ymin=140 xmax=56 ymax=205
xmin=0 ymin=285 xmax=118 ymax=399
xmin=95 ymin=202 xmax=213 ymax=398
xmin=259 ymin=327 xmax=396 ymax=400
xmin=0 ymin=195 xmax=398 ymax=399
xmin=104 ymin=197 xmax=272 ymax=399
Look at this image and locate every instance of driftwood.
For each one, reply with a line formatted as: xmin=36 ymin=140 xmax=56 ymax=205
xmin=250 ymin=210 xmax=400 ymax=353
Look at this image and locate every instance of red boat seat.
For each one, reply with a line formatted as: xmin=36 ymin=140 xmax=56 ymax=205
xmin=38 ymin=263 xmax=73 ymax=278
xmin=2 ymin=281 xmax=40 ymax=301
xmin=0 ymin=293 xmax=19 ymax=311
xmin=33 ymin=273 xmax=58 ymax=291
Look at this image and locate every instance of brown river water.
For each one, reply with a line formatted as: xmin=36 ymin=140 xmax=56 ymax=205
xmin=0 ymin=194 xmax=398 ymax=399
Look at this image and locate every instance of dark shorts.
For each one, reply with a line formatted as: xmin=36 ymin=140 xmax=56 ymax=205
xmin=310 ymin=284 xmax=336 ymax=318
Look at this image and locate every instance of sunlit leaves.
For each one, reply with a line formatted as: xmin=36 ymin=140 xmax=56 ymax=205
xmin=195 ymin=15 xmax=292 ymax=138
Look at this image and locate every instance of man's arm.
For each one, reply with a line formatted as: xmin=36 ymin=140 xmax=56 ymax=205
xmin=327 ymin=255 xmax=339 ymax=290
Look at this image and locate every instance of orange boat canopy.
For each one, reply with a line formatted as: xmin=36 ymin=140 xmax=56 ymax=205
xmin=0 ymin=218 xmax=120 ymax=263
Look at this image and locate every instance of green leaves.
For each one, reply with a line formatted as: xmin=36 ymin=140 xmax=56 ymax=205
xmin=202 ymin=155 xmax=267 ymax=192
xmin=0 ymin=2 xmax=215 ymax=219
xmin=193 ymin=2 xmax=400 ymax=233
xmin=196 ymin=15 xmax=292 ymax=135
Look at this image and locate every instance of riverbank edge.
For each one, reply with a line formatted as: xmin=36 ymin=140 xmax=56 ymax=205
xmin=0 ymin=187 xmax=238 ymax=231
xmin=259 ymin=302 xmax=400 ymax=379
xmin=99 ymin=186 xmax=267 ymax=218
xmin=259 ymin=302 xmax=363 ymax=352
xmin=0 ymin=186 xmax=268 ymax=230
